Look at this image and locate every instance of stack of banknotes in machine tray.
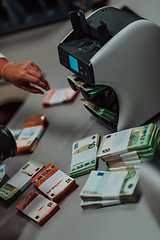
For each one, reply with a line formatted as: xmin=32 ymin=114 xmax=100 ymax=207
xmin=67 ymin=75 xmax=109 ymax=100
xmin=69 ymin=134 xmax=100 ymax=178
xmin=80 ymin=169 xmax=141 ymax=210
xmin=67 ymin=75 xmax=119 ymax=128
xmin=97 ymin=123 xmax=160 ymax=172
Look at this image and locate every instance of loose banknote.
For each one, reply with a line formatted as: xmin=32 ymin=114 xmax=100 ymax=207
xmin=16 ymin=190 xmax=60 ymax=225
xmin=69 ymin=134 xmax=100 ymax=178
xmin=80 ymin=170 xmax=141 ymax=209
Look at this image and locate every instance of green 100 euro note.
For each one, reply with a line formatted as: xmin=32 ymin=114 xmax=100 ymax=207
xmin=80 ymin=170 xmax=141 ymax=204
xmin=67 ymin=75 xmax=108 ymax=97
xmin=81 ymin=99 xmax=118 ymax=126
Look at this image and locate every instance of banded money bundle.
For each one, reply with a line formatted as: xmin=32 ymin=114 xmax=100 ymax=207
xmin=69 ymin=134 xmax=100 ymax=178
xmin=10 ymin=114 xmax=48 ymax=155
xmin=31 ymin=163 xmax=78 ymax=203
xmin=16 ymin=190 xmax=60 ymax=225
xmin=0 ymin=164 xmax=9 ymax=187
xmin=0 ymin=160 xmax=44 ymax=203
xmin=97 ymin=123 xmax=160 ymax=171
xmin=42 ymin=87 xmax=79 ymax=106
xmin=80 ymin=170 xmax=141 ymax=210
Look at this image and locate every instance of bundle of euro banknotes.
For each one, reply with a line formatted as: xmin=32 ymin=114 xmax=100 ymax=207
xmin=69 ymin=134 xmax=100 ymax=178
xmin=42 ymin=87 xmax=79 ymax=107
xmin=31 ymin=163 xmax=78 ymax=203
xmin=16 ymin=190 xmax=60 ymax=225
xmin=67 ymin=75 xmax=119 ymax=127
xmin=80 ymin=169 xmax=141 ymax=210
xmin=97 ymin=123 xmax=160 ymax=171
xmin=15 ymin=163 xmax=78 ymax=225
xmin=0 ymin=164 xmax=9 ymax=187
xmin=10 ymin=114 xmax=48 ymax=155
xmin=0 ymin=160 xmax=44 ymax=203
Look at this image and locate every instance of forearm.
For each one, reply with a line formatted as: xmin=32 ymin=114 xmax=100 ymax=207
xmin=0 ymin=58 xmax=9 ymax=79
xmin=0 ymin=53 xmax=50 ymax=94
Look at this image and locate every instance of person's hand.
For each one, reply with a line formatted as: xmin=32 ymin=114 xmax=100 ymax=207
xmin=2 ymin=61 xmax=50 ymax=94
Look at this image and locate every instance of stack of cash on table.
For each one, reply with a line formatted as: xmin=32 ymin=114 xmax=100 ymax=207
xmin=97 ymin=123 xmax=160 ymax=171
xmin=0 ymin=160 xmax=44 ymax=203
xmin=10 ymin=114 xmax=48 ymax=155
xmin=0 ymin=164 xmax=9 ymax=187
xmin=69 ymin=134 xmax=100 ymax=178
xmin=31 ymin=163 xmax=78 ymax=203
xmin=16 ymin=190 xmax=60 ymax=225
xmin=80 ymin=170 xmax=141 ymax=210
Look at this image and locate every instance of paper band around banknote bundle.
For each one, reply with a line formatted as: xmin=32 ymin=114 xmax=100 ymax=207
xmin=97 ymin=123 xmax=160 ymax=171
xmin=80 ymin=170 xmax=141 ymax=207
xmin=0 ymin=160 xmax=45 ymax=202
xmin=70 ymin=134 xmax=100 ymax=177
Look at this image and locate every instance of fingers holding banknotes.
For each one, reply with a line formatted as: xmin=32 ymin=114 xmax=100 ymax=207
xmin=2 ymin=61 xmax=50 ymax=94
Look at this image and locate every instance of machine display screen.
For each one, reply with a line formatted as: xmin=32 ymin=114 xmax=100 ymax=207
xmin=69 ymin=55 xmax=79 ymax=73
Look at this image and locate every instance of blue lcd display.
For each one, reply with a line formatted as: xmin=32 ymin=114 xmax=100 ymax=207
xmin=69 ymin=55 xmax=79 ymax=73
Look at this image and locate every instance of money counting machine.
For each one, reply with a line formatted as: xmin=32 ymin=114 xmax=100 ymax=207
xmin=58 ymin=6 xmax=160 ymax=131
